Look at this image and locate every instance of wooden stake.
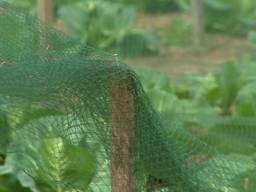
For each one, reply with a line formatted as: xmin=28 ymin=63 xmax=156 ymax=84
xmin=109 ymin=78 xmax=136 ymax=192
xmin=37 ymin=0 xmax=53 ymax=23
xmin=37 ymin=0 xmax=53 ymax=51
xmin=191 ymin=0 xmax=204 ymax=46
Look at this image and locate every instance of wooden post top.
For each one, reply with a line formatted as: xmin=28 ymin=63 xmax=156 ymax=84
xmin=109 ymin=78 xmax=136 ymax=192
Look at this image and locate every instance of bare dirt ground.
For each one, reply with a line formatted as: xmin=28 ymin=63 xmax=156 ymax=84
xmin=126 ymin=13 xmax=251 ymax=78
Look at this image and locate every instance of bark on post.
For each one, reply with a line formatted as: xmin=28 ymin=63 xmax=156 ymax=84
xmin=109 ymin=78 xmax=136 ymax=192
xmin=37 ymin=0 xmax=53 ymax=23
xmin=191 ymin=0 xmax=204 ymax=46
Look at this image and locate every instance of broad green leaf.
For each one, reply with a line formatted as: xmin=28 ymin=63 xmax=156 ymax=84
xmin=58 ymin=0 xmax=159 ymax=57
xmin=215 ymin=60 xmax=242 ymax=114
xmin=0 ymin=109 xmax=10 ymax=155
xmin=35 ymin=138 xmax=96 ymax=192
xmin=0 ymin=173 xmax=32 ymax=192
xmin=235 ymin=83 xmax=256 ymax=116
xmin=7 ymin=115 xmax=97 ymax=192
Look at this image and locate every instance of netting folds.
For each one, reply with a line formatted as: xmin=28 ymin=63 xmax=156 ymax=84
xmin=0 ymin=1 xmax=256 ymax=192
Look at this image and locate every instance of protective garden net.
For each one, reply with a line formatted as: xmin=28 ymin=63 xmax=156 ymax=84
xmin=0 ymin=1 xmax=256 ymax=192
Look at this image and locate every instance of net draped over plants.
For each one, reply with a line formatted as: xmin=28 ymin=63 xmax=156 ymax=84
xmin=0 ymin=1 xmax=256 ymax=192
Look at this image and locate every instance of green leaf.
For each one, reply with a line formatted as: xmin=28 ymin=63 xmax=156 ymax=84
xmin=215 ymin=60 xmax=242 ymax=114
xmin=35 ymin=138 xmax=96 ymax=192
xmin=248 ymin=31 xmax=256 ymax=48
xmin=133 ymin=66 xmax=175 ymax=94
xmin=0 ymin=163 xmax=37 ymax=192
xmin=7 ymin=115 xmax=97 ymax=192
xmin=58 ymin=0 xmax=159 ymax=57
xmin=0 ymin=109 xmax=10 ymax=155
xmin=0 ymin=173 xmax=32 ymax=192
xmin=235 ymin=83 xmax=256 ymax=116
xmin=204 ymin=0 xmax=231 ymax=11
xmin=6 ymin=0 xmax=36 ymax=9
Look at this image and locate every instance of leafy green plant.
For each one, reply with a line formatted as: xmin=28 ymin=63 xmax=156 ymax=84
xmin=0 ymin=109 xmax=10 ymax=156
xmin=0 ymin=102 xmax=98 ymax=191
xmin=248 ymin=31 xmax=256 ymax=47
xmin=159 ymin=16 xmax=192 ymax=46
xmin=235 ymin=83 xmax=256 ymax=116
xmin=0 ymin=174 xmax=32 ymax=192
xmin=204 ymin=0 xmax=256 ymax=34
xmin=5 ymin=0 xmax=36 ymax=11
xmin=58 ymin=0 xmax=160 ymax=57
xmin=215 ymin=60 xmax=242 ymax=114
xmin=119 ymin=29 xmax=161 ymax=57
xmin=134 ymin=59 xmax=256 ymax=117
xmin=109 ymin=0 xmax=180 ymax=13
xmin=133 ymin=65 xmax=256 ymax=192
xmin=134 ymin=66 xmax=215 ymax=115
xmin=183 ymin=60 xmax=243 ymax=115
xmin=6 ymin=0 xmax=160 ymax=58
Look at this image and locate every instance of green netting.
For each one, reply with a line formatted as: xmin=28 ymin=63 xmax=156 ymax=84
xmin=0 ymin=1 xmax=256 ymax=192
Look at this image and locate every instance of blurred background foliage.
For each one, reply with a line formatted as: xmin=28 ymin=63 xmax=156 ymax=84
xmin=2 ymin=0 xmax=256 ymax=191
xmin=5 ymin=0 xmax=256 ymax=51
